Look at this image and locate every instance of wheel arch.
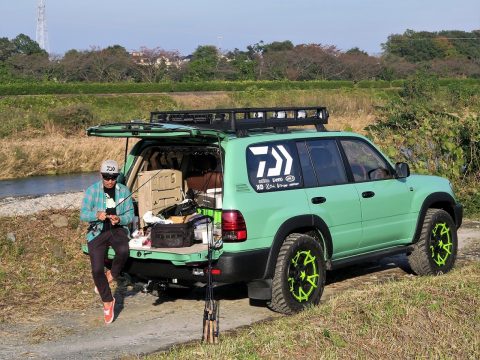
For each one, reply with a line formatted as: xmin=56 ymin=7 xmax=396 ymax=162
xmin=412 ymin=192 xmax=460 ymax=244
xmin=262 ymin=214 xmax=332 ymax=279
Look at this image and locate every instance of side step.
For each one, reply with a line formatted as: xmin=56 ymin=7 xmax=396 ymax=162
xmin=327 ymin=245 xmax=414 ymax=271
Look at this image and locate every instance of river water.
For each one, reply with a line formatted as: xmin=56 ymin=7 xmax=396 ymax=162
xmin=0 ymin=172 xmax=100 ymax=198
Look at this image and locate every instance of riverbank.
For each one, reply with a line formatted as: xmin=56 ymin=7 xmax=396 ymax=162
xmin=0 ymin=192 xmax=84 ymax=217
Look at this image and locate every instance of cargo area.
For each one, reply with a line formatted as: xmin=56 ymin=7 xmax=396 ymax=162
xmin=125 ymin=145 xmax=223 ymax=257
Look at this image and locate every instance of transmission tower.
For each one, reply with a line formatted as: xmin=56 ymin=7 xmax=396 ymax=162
xmin=36 ymin=0 xmax=50 ymax=52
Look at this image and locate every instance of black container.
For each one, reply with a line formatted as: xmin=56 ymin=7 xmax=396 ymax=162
xmin=151 ymin=222 xmax=194 ymax=248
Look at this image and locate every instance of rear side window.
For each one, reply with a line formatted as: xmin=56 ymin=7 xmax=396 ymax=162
xmin=247 ymin=141 xmax=303 ymax=192
xmin=306 ymin=139 xmax=348 ymax=186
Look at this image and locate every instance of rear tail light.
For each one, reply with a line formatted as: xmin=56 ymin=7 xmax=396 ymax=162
xmin=221 ymin=210 xmax=247 ymax=242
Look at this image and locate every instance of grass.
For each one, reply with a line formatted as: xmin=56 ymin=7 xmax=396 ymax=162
xmin=0 ymin=210 xmax=97 ymax=323
xmin=0 ymin=209 xmax=478 ymax=357
xmin=145 ymin=261 xmax=480 ymax=359
xmin=0 ymin=89 xmax=379 ymax=179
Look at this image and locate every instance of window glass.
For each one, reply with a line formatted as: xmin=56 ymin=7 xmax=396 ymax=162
xmin=307 ymin=139 xmax=347 ymax=186
xmin=340 ymin=139 xmax=393 ymax=181
xmin=247 ymin=141 xmax=303 ymax=192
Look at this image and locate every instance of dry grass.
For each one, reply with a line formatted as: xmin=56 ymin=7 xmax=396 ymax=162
xmin=0 ymin=91 xmax=378 ymax=179
xmin=148 ymin=262 xmax=480 ymax=359
xmin=0 ymin=210 xmax=97 ymax=323
xmin=0 ymin=135 xmax=126 ymax=179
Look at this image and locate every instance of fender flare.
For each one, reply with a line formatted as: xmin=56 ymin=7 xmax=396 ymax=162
xmin=412 ymin=192 xmax=458 ymax=243
xmin=262 ymin=214 xmax=332 ymax=279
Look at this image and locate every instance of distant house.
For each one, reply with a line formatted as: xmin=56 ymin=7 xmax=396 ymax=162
xmin=130 ymin=51 xmax=190 ymax=67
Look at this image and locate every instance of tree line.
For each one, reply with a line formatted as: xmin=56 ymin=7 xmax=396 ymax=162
xmin=1 ymin=30 xmax=479 ymax=83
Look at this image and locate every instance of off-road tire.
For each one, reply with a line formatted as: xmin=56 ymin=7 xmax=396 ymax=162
xmin=268 ymin=233 xmax=326 ymax=315
xmin=408 ymin=208 xmax=458 ymax=275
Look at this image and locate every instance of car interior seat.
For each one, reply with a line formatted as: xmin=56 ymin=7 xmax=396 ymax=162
xmin=186 ymin=154 xmax=223 ymax=192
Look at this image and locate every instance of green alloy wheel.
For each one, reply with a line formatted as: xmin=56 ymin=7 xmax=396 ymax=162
xmin=268 ymin=233 xmax=326 ymax=315
xmin=408 ymin=208 xmax=458 ymax=275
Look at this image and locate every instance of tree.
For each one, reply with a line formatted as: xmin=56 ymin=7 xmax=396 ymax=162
xmin=183 ymin=45 xmax=219 ymax=81
xmin=262 ymin=40 xmax=294 ymax=53
xmin=224 ymin=49 xmax=256 ymax=80
xmin=12 ymin=33 xmax=46 ymax=56
xmin=133 ymin=47 xmax=181 ymax=82
xmin=0 ymin=37 xmax=16 ymax=61
xmin=382 ymin=29 xmax=480 ymax=64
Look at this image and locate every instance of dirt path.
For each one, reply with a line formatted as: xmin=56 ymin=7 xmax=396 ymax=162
xmin=1 ymin=222 xmax=479 ymax=360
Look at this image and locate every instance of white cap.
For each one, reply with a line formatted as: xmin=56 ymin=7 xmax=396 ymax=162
xmin=100 ymin=160 xmax=119 ymax=174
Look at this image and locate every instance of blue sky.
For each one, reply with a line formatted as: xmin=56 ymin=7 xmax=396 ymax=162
xmin=0 ymin=0 xmax=478 ymax=56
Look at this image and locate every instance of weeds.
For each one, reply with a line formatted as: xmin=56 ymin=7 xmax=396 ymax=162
xmin=367 ymin=72 xmax=480 ymax=215
xmin=0 ymin=210 xmax=96 ymax=324
xmin=147 ymin=262 xmax=480 ymax=359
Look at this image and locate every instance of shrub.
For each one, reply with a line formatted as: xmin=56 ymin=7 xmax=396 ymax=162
xmin=48 ymin=104 xmax=94 ymax=134
xmin=366 ymin=72 xmax=480 ymax=215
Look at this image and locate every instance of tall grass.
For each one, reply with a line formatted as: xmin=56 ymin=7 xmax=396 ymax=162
xmin=0 ymin=89 xmax=379 ymax=138
xmin=147 ymin=262 xmax=480 ymax=359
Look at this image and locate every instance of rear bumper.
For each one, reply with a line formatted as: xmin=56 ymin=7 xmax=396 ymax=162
xmin=122 ymin=248 xmax=270 ymax=283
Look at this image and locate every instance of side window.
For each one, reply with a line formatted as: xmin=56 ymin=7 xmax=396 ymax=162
xmin=340 ymin=139 xmax=393 ymax=181
xmin=247 ymin=141 xmax=303 ymax=192
xmin=307 ymin=139 xmax=347 ymax=186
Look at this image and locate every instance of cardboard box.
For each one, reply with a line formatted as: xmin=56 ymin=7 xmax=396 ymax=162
xmin=137 ymin=169 xmax=183 ymax=226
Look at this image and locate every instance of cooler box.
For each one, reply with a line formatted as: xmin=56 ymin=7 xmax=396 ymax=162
xmin=151 ymin=222 xmax=194 ymax=248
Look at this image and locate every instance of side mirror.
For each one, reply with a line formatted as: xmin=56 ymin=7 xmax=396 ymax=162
xmin=395 ymin=162 xmax=410 ymax=179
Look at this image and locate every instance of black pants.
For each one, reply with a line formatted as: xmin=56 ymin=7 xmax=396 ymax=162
xmin=87 ymin=227 xmax=129 ymax=302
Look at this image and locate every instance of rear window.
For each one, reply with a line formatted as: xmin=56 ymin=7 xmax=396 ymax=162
xmin=246 ymin=141 xmax=303 ymax=192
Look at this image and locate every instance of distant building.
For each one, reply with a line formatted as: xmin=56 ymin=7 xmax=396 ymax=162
xmin=130 ymin=51 xmax=189 ymax=67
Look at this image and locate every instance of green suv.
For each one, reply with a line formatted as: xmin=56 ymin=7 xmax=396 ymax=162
xmin=85 ymin=106 xmax=463 ymax=314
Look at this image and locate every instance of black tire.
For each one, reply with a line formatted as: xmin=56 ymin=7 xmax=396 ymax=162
xmin=408 ymin=208 xmax=458 ymax=275
xmin=268 ymin=233 xmax=326 ymax=315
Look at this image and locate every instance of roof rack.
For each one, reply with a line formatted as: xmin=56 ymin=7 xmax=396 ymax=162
xmin=150 ymin=106 xmax=328 ymax=137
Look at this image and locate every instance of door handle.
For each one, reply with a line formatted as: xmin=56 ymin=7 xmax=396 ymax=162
xmin=311 ymin=197 xmax=326 ymax=204
xmin=362 ymin=191 xmax=375 ymax=198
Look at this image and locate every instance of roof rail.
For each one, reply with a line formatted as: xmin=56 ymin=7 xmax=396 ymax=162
xmin=150 ymin=106 xmax=328 ymax=136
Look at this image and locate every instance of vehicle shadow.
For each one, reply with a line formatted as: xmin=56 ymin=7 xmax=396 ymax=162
xmin=326 ymin=253 xmax=413 ymax=285
xmin=112 ymin=255 xmax=414 ymax=318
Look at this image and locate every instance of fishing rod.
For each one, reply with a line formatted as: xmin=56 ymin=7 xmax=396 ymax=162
xmin=202 ymin=219 xmax=220 ymax=344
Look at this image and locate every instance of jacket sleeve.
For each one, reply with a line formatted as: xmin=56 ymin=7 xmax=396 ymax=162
xmin=118 ymin=187 xmax=134 ymax=225
xmin=80 ymin=186 xmax=98 ymax=222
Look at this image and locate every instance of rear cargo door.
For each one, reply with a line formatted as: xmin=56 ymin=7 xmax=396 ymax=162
xmin=85 ymin=122 xmax=226 ymax=265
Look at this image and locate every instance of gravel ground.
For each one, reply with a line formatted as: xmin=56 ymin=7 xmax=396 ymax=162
xmin=0 ymin=192 xmax=84 ymax=217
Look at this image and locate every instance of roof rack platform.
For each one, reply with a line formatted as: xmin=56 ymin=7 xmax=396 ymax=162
xmin=150 ymin=106 xmax=328 ymax=136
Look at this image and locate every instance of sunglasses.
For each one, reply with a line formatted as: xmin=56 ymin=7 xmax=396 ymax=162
xmin=102 ymin=174 xmax=118 ymax=181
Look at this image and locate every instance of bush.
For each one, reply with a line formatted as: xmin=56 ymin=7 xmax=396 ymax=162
xmin=48 ymin=104 xmax=94 ymax=134
xmin=366 ymin=72 xmax=480 ymax=215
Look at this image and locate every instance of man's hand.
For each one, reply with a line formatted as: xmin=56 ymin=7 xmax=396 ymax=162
xmin=109 ymin=215 xmax=120 ymax=225
xmin=96 ymin=211 xmax=107 ymax=221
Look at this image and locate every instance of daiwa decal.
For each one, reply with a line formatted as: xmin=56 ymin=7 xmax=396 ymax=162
xmin=249 ymin=144 xmax=294 ymax=178
xmin=248 ymin=143 xmax=302 ymax=192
